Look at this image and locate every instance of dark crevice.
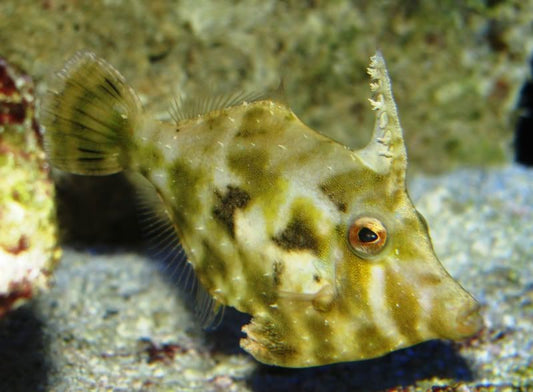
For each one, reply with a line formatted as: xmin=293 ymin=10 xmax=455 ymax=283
xmin=514 ymin=54 xmax=533 ymax=166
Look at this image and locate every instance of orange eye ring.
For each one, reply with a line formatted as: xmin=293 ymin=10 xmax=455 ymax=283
xmin=348 ymin=216 xmax=387 ymax=258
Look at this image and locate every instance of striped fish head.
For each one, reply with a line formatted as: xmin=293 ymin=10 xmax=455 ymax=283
xmin=279 ymin=157 xmax=484 ymax=367
xmin=334 ymin=188 xmax=484 ymax=354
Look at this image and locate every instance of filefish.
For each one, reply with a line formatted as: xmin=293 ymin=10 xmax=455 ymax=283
xmin=41 ymin=51 xmax=483 ymax=367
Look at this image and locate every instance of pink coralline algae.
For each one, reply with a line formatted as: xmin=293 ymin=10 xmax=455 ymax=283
xmin=0 ymin=58 xmax=36 ymax=128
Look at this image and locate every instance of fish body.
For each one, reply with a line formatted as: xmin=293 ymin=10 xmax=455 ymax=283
xmin=41 ymin=52 xmax=483 ymax=367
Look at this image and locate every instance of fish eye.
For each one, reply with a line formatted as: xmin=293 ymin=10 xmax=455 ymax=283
xmin=348 ymin=216 xmax=387 ymax=258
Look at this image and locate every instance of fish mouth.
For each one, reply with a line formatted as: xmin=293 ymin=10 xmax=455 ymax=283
xmin=455 ymin=301 xmax=483 ymax=338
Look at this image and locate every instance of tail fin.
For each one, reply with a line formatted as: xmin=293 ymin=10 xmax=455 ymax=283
xmin=41 ymin=52 xmax=142 ymax=175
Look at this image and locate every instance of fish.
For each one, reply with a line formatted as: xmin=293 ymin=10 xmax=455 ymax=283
xmin=40 ymin=51 xmax=483 ymax=367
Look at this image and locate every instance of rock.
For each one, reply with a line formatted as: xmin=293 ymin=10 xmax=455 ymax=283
xmin=0 ymin=57 xmax=61 ymax=318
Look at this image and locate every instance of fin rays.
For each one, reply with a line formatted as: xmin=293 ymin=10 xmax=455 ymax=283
xmin=170 ymin=91 xmax=264 ymax=123
xmin=131 ymin=174 xmax=224 ymax=329
xmin=41 ymin=51 xmax=141 ymax=175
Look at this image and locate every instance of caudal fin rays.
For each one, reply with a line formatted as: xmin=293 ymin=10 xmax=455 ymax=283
xmin=41 ymin=51 xmax=142 ymax=175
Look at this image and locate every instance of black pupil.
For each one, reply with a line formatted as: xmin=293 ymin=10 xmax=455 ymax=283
xmin=358 ymin=227 xmax=378 ymax=243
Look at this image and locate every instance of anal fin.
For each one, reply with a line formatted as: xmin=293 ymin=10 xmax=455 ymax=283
xmin=128 ymin=172 xmax=224 ymax=329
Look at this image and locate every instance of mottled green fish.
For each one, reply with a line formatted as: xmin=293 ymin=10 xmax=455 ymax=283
xmin=41 ymin=51 xmax=483 ymax=367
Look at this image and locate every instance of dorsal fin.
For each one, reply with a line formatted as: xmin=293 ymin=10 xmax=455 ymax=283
xmin=355 ymin=52 xmax=407 ymax=186
xmin=129 ymin=173 xmax=224 ymax=328
xmin=169 ymin=91 xmax=264 ymax=124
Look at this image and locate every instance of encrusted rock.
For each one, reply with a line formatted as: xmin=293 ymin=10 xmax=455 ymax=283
xmin=0 ymin=57 xmax=60 ymax=318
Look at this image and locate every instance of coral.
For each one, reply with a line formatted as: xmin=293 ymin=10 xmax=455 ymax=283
xmin=0 ymin=56 xmax=60 ymax=317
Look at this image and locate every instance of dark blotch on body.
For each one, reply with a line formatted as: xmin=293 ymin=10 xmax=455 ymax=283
xmin=319 ymin=184 xmax=347 ymax=213
xmin=273 ymin=217 xmax=319 ymax=254
xmin=213 ymin=185 xmax=251 ymax=237
xmin=252 ymin=317 xmax=298 ymax=359
xmin=273 ymin=260 xmax=284 ymax=287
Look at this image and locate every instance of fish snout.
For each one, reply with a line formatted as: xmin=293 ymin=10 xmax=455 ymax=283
xmin=425 ymin=275 xmax=484 ymax=341
xmin=455 ymin=299 xmax=483 ymax=338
